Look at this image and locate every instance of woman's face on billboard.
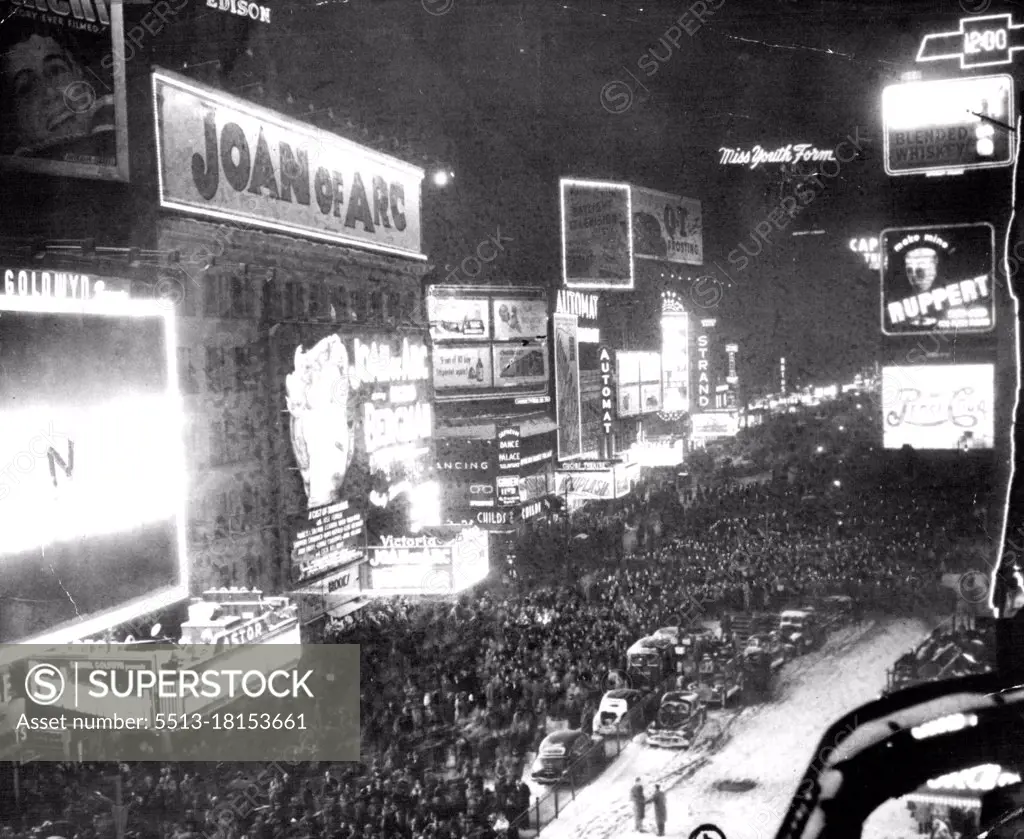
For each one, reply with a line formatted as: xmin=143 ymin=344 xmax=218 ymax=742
xmin=2 ymin=34 xmax=89 ymax=151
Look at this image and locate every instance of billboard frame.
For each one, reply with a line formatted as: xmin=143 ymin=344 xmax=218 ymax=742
xmin=882 ymin=74 xmax=1016 ymax=177
xmin=560 ymin=178 xmax=635 ymax=291
xmin=878 ymin=221 xmax=996 ymax=337
xmin=0 ymin=293 xmax=188 ymax=645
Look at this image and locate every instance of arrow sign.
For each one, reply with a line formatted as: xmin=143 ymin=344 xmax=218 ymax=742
xmin=688 ymin=824 xmax=727 ymax=839
xmin=918 ymin=14 xmax=1024 ymax=69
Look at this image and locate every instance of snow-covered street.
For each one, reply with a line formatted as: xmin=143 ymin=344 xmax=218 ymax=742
xmin=536 ymin=616 xmax=936 ymax=839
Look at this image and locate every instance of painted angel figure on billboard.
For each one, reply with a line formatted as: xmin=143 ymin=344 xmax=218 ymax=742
xmin=286 ymin=334 xmax=354 ymax=509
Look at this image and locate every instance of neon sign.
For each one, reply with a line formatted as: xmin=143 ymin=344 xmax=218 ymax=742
xmin=718 ymin=144 xmax=836 ymax=169
xmin=918 ymin=14 xmax=1024 ymax=69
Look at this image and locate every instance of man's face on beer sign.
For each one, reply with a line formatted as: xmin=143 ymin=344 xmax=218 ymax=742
xmin=904 ymin=247 xmax=938 ymax=294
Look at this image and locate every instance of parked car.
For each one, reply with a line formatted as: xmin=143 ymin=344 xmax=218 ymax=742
xmin=529 ymin=729 xmax=602 ymax=785
xmin=779 ymin=608 xmax=825 ymax=653
xmin=593 ymin=688 xmax=650 ymax=736
xmin=646 ymin=691 xmax=707 ymax=748
xmin=690 ymin=653 xmax=742 ymax=709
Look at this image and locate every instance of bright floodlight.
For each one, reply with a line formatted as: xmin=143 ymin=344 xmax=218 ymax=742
xmin=431 ymin=170 xmax=451 ymax=187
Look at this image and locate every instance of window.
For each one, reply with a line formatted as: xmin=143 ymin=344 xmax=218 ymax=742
xmin=234 ymin=346 xmax=250 ymax=391
xmin=351 ymin=289 xmax=367 ymax=322
xmin=369 ymin=290 xmax=383 ymax=321
xmin=403 ymin=291 xmax=420 ymax=324
xmin=227 ymin=487 xmax=244 ymax=533
xmin=386 ymin=291 xmax=401 ymax=324
xmin=332 ymin=286 xmax=350 ymax=322
xmin=224 ymin=414 xmax=238 ymax=463
xmin=191 ymin=423 xmax=206 ymax=467
xmin=203 ymin=276 xmax=231 ymax=319
xmin=229 ymin=275 xmax=255 ymax=319
xmin=178 ymin=348 xmax=199 ymax=394
xmin=241 ymin=482 xmax=256 ymax=531
xmin=282 ymin=283 xmax=303 ymax=321
xmin=208 ymin=418 xmax=227 ymax=466
xmin=240 ymin=416 xmax=257 ymax=459
xmin=205 ymin=348 xmax=222 ymax=393
xmin=212 ymin=492 xmax=229 ymax=539
xmin=310 ymin=284 xmax=330 ymax=321
xmin=206 ymin=347 xmax=234 ymax=392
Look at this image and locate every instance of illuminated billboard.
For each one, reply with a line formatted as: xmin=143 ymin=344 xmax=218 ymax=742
xmin=426 ymin=286 xmax=550 ymax=404
xmin=882 ymin=74 xmax=1015 ymax=176
xmin=882 ymin=364 xmax=994 ymax=450
xmin=154 ymin=70 xmax=424 ymax=260
xmin=631 ymin=187 xmax=703 ymax=266
xmin=285 ymin=330 xmax=438 ymax=557
xmin=880 ymin=223 xmax=994 ymax=335
xmin=661 ymin=292 xmax=690 ymax=413
xmin=616 ymin=351 xmax=661 ymax=417
xmin=0 ymin=292 xmax=186 ymax=644
xmin=554 ymin=314 xmax=583 ymax=460
xmin=560 ymin=179 xmax=634 ymax=290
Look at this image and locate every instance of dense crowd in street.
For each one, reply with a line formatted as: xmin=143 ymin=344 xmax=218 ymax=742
xmin=3 ymin=455 xmax=994 ymax=839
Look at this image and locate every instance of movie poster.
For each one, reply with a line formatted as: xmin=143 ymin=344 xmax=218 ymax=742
xmin=285 ymin=331 xmax=435 ymax=517
xmin=0 ymin=0 xmax=129 ymax=181
xmin=553 ymin=314 xmax=583 ymax=460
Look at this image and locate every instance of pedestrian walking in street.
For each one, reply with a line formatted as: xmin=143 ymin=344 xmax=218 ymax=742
xmin=651 ymin=784 xmax=667 ymax=836
xmin=630 ymin=777 xmax=645 ymax=832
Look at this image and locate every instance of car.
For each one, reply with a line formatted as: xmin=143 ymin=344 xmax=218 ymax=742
xmin=652 ymin=626 xmax=684 ymax=646
xmin=821 ymin=595 xmax=854 ymax=617
xmin=690 ymin=653 xmax=742 ymax=709
xmin=625 ymin=636 xmax=676 ymax=689
xmin=592 ymin=688 xmax=649 ymax=736
xmin=779 ymin=609 xmax=825 ymax=653
xmin=529 ymin=729 xmax=602 ymax=785
xmin=646 ymin=691 xmax=707 ymax=748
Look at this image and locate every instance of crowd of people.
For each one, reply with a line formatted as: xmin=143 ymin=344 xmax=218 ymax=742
xmin=3 ymin=450 xmax=996 ymax=839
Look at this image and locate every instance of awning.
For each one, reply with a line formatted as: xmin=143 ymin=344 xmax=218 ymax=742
xmin=435 ymin=416 xmax=557 ymax=439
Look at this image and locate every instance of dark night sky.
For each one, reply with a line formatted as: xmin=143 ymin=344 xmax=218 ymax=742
xmin=231 ymin=0 xmax=1018 ymax=388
